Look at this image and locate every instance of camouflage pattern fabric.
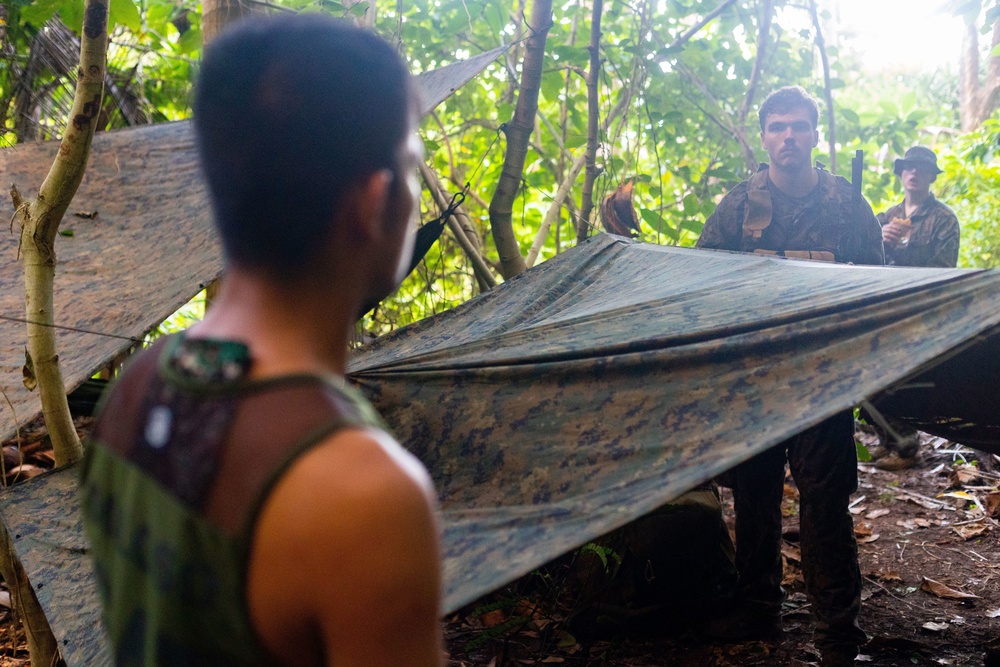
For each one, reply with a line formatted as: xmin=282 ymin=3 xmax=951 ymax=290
xmin=0 ymin=465 xmax=112 ymax=666
xmin=347 ymin=235 xmax=1000 ymax=612
xmin=878 ymin=196 xmax=961 ymax=268
xmin=697 ymin=169 xmax=885 ymax=266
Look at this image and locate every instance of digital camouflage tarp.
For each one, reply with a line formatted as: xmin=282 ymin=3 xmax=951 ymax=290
xmin=346 ymin=235 xmax=1000 ymax=611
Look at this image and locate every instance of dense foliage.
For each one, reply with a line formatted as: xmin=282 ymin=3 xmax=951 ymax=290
xmin=2 ymin=0 xmax=1000 ymax=336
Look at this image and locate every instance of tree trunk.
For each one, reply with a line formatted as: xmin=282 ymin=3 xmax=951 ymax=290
xmin=0 ymin=522 xmax=57 ymax=666
xmin=488 ymin=0 xmax=553 ymax=279
xmin=14 ymin=0 xmax=109 ymax=470
xmin=202 ymin=0 xmax=254 ymax=44
xmin=960 ymin=15 xmax=1000 ymax=132
xmin=808 ymin=0 xmax=836 ymax=173
xmin=960 ymin=19 xmax=980 ymax=133
xmin=577 ymin=0 xmax=603 ymax=243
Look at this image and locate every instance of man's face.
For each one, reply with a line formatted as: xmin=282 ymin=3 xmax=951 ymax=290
xmin=900 ymin=164 xmax=936 ymax=195
xmin=760 ymin=108 xmax=819 ymax=173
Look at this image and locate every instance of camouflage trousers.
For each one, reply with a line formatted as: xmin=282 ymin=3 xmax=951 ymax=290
xmin=731 ymin=410 xmax=868 ymax=655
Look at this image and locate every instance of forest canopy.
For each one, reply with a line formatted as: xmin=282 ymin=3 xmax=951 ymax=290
xmin=2 ymin=0 xmax=999 ymax=336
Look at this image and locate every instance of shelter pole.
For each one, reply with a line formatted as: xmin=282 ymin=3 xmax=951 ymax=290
xmin=419 ymin=162 xmax=498 ymax=289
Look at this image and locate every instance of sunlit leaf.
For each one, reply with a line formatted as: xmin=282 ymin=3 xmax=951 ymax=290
xmin=109 ymin=0 xmax=141 ymax=32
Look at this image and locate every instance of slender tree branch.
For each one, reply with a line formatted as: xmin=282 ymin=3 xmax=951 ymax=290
xmin=527 ymin=151 xmax=587 ymax=267
xmin=651 ymin=0 xmax=738 ymax=62
xmin=807 ymin=0 xmax=836 ymax=173
xmin=678 ymin=64 xmax=758 ymax=173
xmin=578 ymin=0 xmax=603 ymax=242
xmin=738 ymin=0 xmax=772 ymax=123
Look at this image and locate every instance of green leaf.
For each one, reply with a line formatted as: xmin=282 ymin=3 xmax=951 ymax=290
xmin=495 ymin=102 xmax=514 ymax=122
xmin=540 ymin=71 xmax=563 ymax=103
xmin=680 ymin=218 xmax=704 ymax=234
xmin=992 ymin=43 xmax=1000 ymax=57
xmin=840 ymin=108 xmax=860 ymax=124
xmin=856 ymin=441 xmax=871 ymax=462
xmin=551 ymin=45 xmax=590 ymax=66
xmin=704 ymin=167 xmax=734 ymax=180
xmin=19 ymin=0 xmax=60 ymax=28
xmin=347 ymin=1 xmax=369 ymax=18
xmin=109 ymin=0 xmax=141 ymax=32
xmin=483 ymin=0 xmax=504 ymax=35
xmin=58 ymin=0 xmax=84 ymax=32
xmin=830 ymin=77 xmax=846 ymax=89
xmin=177 ymin=25 xmax=201 ymax=55
xmin=59 ymin=229 xmax=74 ymax=237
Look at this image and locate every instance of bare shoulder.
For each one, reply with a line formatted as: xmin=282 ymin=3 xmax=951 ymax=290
xmin=248 ymin=428 xmax=443 ymax=666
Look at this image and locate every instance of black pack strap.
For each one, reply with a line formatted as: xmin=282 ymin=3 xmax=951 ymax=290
xmin=407 ymin=190 xmax=467 ymax=274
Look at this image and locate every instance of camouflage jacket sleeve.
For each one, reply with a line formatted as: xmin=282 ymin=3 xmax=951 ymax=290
xmin=696 ymin=182 xmax=749 ymax=251
xmin=922 ymin=202 xmax=960 ymax=268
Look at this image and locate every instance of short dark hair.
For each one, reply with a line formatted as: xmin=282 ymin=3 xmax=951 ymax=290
xmin=758 ymin=86 xmax=820 ymax=132
xmin=194 ymin=16 xmax=416 ymax=279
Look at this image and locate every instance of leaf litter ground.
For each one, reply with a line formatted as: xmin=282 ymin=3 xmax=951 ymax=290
xmin=445 ymin=431 xmax=1000 ymax=666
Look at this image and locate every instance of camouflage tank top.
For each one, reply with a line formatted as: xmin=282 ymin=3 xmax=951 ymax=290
xmin=80 ymin=333 xmax=386 ymax=666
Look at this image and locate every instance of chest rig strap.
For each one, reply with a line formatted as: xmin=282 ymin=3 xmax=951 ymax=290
xmin=742 ymin=165 xmax=842 ymax=263
xmin=742 ymin=165 xmax=772 ymax=244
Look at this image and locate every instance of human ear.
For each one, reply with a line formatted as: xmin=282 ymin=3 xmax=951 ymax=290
xmin=349 ymin=169 xmax=393 ymax=243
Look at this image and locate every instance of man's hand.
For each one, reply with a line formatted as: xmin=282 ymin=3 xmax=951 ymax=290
xmin=881 ymin=218 xmax=911 ymax=247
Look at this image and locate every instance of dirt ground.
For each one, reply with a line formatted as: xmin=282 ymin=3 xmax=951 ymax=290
xmin=445 ymin=432 xmax=1000 ymax=666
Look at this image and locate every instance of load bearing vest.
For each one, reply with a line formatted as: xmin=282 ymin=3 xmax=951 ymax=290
xmin=741 ymin=165 xmax=840 ymax=263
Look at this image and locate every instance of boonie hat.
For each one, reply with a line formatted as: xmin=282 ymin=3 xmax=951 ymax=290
xmin=894 ymin=146 xmax=942 ymax=176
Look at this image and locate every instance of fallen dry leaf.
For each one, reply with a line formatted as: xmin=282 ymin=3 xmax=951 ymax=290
xmin=858 ymin=534 xmax=880 ymax=544
xmin=855 ymin=522 xmax=873 ymax=538
xmin=5 ymin=464 xmax=44 ymax=481
xmin=922 ymin=621 xmax=950 ymax=632
xmin=897 ymin=518 xmax=934 ymax=530
xmin=781 ymin=543 xmax=802 ymax=564
xmin=986 ymin=608 xmax=1000 ymax=618
xmin=920 ymin=577 xmax=980 ymax=600
xmin=866 ymin=508 xmax=892 ymax=520
xmin=948 ymin=464 xmax=981 ymax=487
xmin=953 ymin=522 xmax=990 ymax=541
xmin=984 ymin=492 xmax=1000 ymax=518
xmin=478 ymin=610 xmax=506 ymax=628
xmin=873 ymin=570 xmax=903 ymax=583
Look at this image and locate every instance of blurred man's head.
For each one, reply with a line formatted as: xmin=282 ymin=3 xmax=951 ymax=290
xmin=194 ymin=16 xmax=420 ymax=296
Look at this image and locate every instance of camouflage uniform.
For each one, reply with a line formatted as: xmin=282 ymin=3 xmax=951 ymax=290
xmin=877 ymin=196 xmax=960 ymax=268
xmin=698 ymin=166 xmax=882 ymax=658
xmin=869 ymin=196 xmax=960 ymax=465
xmin=698 ymin=166 xmax=885 ymax=265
